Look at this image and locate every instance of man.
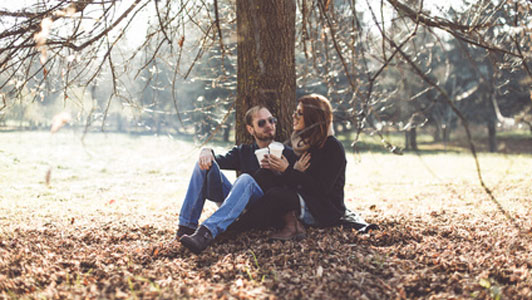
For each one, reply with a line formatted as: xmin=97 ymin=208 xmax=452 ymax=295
xmin=178 ymin=106 xmax=296 ymax=254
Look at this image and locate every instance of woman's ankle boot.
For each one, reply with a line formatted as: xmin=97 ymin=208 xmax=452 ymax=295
xmin=270 ymin=211 xmax=305 ymax=241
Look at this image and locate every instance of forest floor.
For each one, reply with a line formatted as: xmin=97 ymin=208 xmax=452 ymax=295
xmin=1 ymin=130 xmax=532 ymax=299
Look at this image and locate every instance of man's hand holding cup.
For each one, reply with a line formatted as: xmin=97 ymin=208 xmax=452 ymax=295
xmin=266 ymin=154 xmax=289 ymax=172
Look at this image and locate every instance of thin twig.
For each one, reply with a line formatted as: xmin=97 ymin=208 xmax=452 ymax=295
xmin=0 ymin=94 xmax=6 ymax=111
xmin=213 ymin=0 xmax=226 ymax=66
xmin=154 ymin=0 xmax=173 ymax=49
xmin=317 ymin=0 xmax=356 ymax=90
xmin=388 ymin=36 xmax=520 ymax=231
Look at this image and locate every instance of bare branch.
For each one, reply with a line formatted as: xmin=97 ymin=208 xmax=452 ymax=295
xmin=317 ymin=0 xmax=355 ymax=89
xmin=0 ymin=93 xmax=5 ymax=111
xmin=213 ymin=0 xmax=225 ymax=61
xmin=386 ymin=0 xmax=521 ymax=57
xmin=154 ymin=0 xmax=173 ymax=48
xmin=386 ymin=31 xmax=520 ymax=231
xmin=66 ymin=0 xmax=143 ymax=52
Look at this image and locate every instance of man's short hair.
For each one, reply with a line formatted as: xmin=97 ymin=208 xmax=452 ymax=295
xmin=245 ymin=105 xmax=268 ymax=126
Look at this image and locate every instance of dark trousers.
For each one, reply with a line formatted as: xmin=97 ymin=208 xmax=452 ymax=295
xmin=230 ymin=169 xmax=300 ymax=231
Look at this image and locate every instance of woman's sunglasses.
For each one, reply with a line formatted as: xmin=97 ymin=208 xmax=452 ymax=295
xmin=257 ymin=117 xmax=277 ymax=128
xmin=292 ymin=110 xmax=303 ymax=118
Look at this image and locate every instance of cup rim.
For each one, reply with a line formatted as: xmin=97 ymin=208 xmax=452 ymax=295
xmin=269 ymin=142 xmax=283 ymax=149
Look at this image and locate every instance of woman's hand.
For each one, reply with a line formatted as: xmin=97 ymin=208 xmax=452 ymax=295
xmin=294 ymin=152 xmax=311 ymax=172
xmin=263 ymin=154 xmax=289 ymax=172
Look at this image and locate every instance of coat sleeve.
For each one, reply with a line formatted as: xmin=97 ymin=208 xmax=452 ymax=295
xmin=282 ymin=139 xmax=345 ymax=195
xmin=214 ymin=146 xmax=241 ymax=170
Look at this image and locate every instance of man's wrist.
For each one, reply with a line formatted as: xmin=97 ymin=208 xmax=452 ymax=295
xmin=201 ymin=148 xmax=215 ymax=156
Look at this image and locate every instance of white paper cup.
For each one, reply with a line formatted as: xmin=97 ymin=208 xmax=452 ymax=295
xmin=268 ymin=142 xmax=284 ymax=158
xmin=255 ymin=148 xmax=269 ymax=163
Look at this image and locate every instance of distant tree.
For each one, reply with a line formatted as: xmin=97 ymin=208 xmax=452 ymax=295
xmin=1 ymin=0 xmax=531 ymax=149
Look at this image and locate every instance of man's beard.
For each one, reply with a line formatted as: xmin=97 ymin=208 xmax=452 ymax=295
xmin=254 ymin=131 xmax=274 ymax=142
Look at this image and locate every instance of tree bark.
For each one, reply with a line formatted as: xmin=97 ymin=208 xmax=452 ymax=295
xmin=405 ymin=128 xmax=418 ymax=151
xmin=410 ymin=127 xmax=418 ymax=150
xmin=223 ymin=125 xmax=231 ymax=142
xmin=487 ymin=118 xmax=497 ymax=153
xmin=236 ymin=0 xmax=296 ymax=145
xmin=404 ymin=130 xmax=409 ymax=150
xmin=432 ymin=122 xmax=441 ymax=142
xmin=526 ymin=121 xmax=532 ymax=134
xmin=442 ymin=125 xmax=450 ymax=144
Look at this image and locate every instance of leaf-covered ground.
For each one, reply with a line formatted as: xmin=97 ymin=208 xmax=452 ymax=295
xmin=1 ymin=131 xmax=532 ymax=299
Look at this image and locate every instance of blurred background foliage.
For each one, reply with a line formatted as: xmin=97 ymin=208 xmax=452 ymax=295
xmin=0 ymin=0 xmax=531 ymax=152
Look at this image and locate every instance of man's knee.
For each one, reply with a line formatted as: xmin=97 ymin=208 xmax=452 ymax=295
xmin=233 ymin=174 xmax=263 ymax=197
xmin=192 ymin=161 xmax=204 ymax=173
xmin=235 ymin=173 xmax=255 ymax=184
xmin=193 ymin=160 xmax=220 ymax=175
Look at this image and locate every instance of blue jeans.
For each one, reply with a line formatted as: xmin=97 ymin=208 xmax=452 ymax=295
xmin=297 ymin=194 xmax=318 ymax=226
xmin=178 ymin=162 xmax=264 ymax=238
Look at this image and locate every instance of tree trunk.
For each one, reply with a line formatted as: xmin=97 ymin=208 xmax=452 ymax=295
xmin=116 ymin=114 xmax=123 ymax=132
xmin=487 ymin=118 xmax=496 ymax=153
xmin=433 ymin=123 xmax=441 ymax=142
xmin=223 ymin=125 xmax=230 ymax=142
xmin=409 ymin=127 xmax=418 ymax=150
xmin=236 ymin=0 xmax=296 ymax=145
xmin=442 ymin=124 xmax=450 ymax=145
xmin=404 ymin=128 xmax=418 ymax=151
xmin=404 ymin=130 xmax=410 ymax=150
xmin=155 ymin=113 xmax=161 ymax=135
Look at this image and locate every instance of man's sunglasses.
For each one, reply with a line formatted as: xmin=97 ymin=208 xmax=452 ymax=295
xmin=257 ymin=117 xmax=277 ymax=128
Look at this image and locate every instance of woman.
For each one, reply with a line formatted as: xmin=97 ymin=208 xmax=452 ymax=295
xmin=236 ymin=94 xmax=347 ymax=240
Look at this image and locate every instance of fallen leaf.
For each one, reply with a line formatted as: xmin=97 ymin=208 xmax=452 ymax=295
xmin=235 ymin=278 xmax=243 ymax=288
xmin=45 ymin=167 xmax=52 ymax=185
xmin=316 ymin=265 xmax=323 ymax=277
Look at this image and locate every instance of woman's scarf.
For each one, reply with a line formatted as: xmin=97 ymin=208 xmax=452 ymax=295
xmin=290 ymin=123 xmax=334 ymax=156
xmin=290 ymin=131 xmax=311 ymax=157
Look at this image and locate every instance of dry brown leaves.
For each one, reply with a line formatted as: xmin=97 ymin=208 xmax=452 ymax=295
xmin=1 ymin=210 xmax=531 ymax=299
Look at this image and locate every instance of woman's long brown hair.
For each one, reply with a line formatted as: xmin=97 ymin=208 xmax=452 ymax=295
xmin=296 ymin=94 xmax=333 ymax=148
